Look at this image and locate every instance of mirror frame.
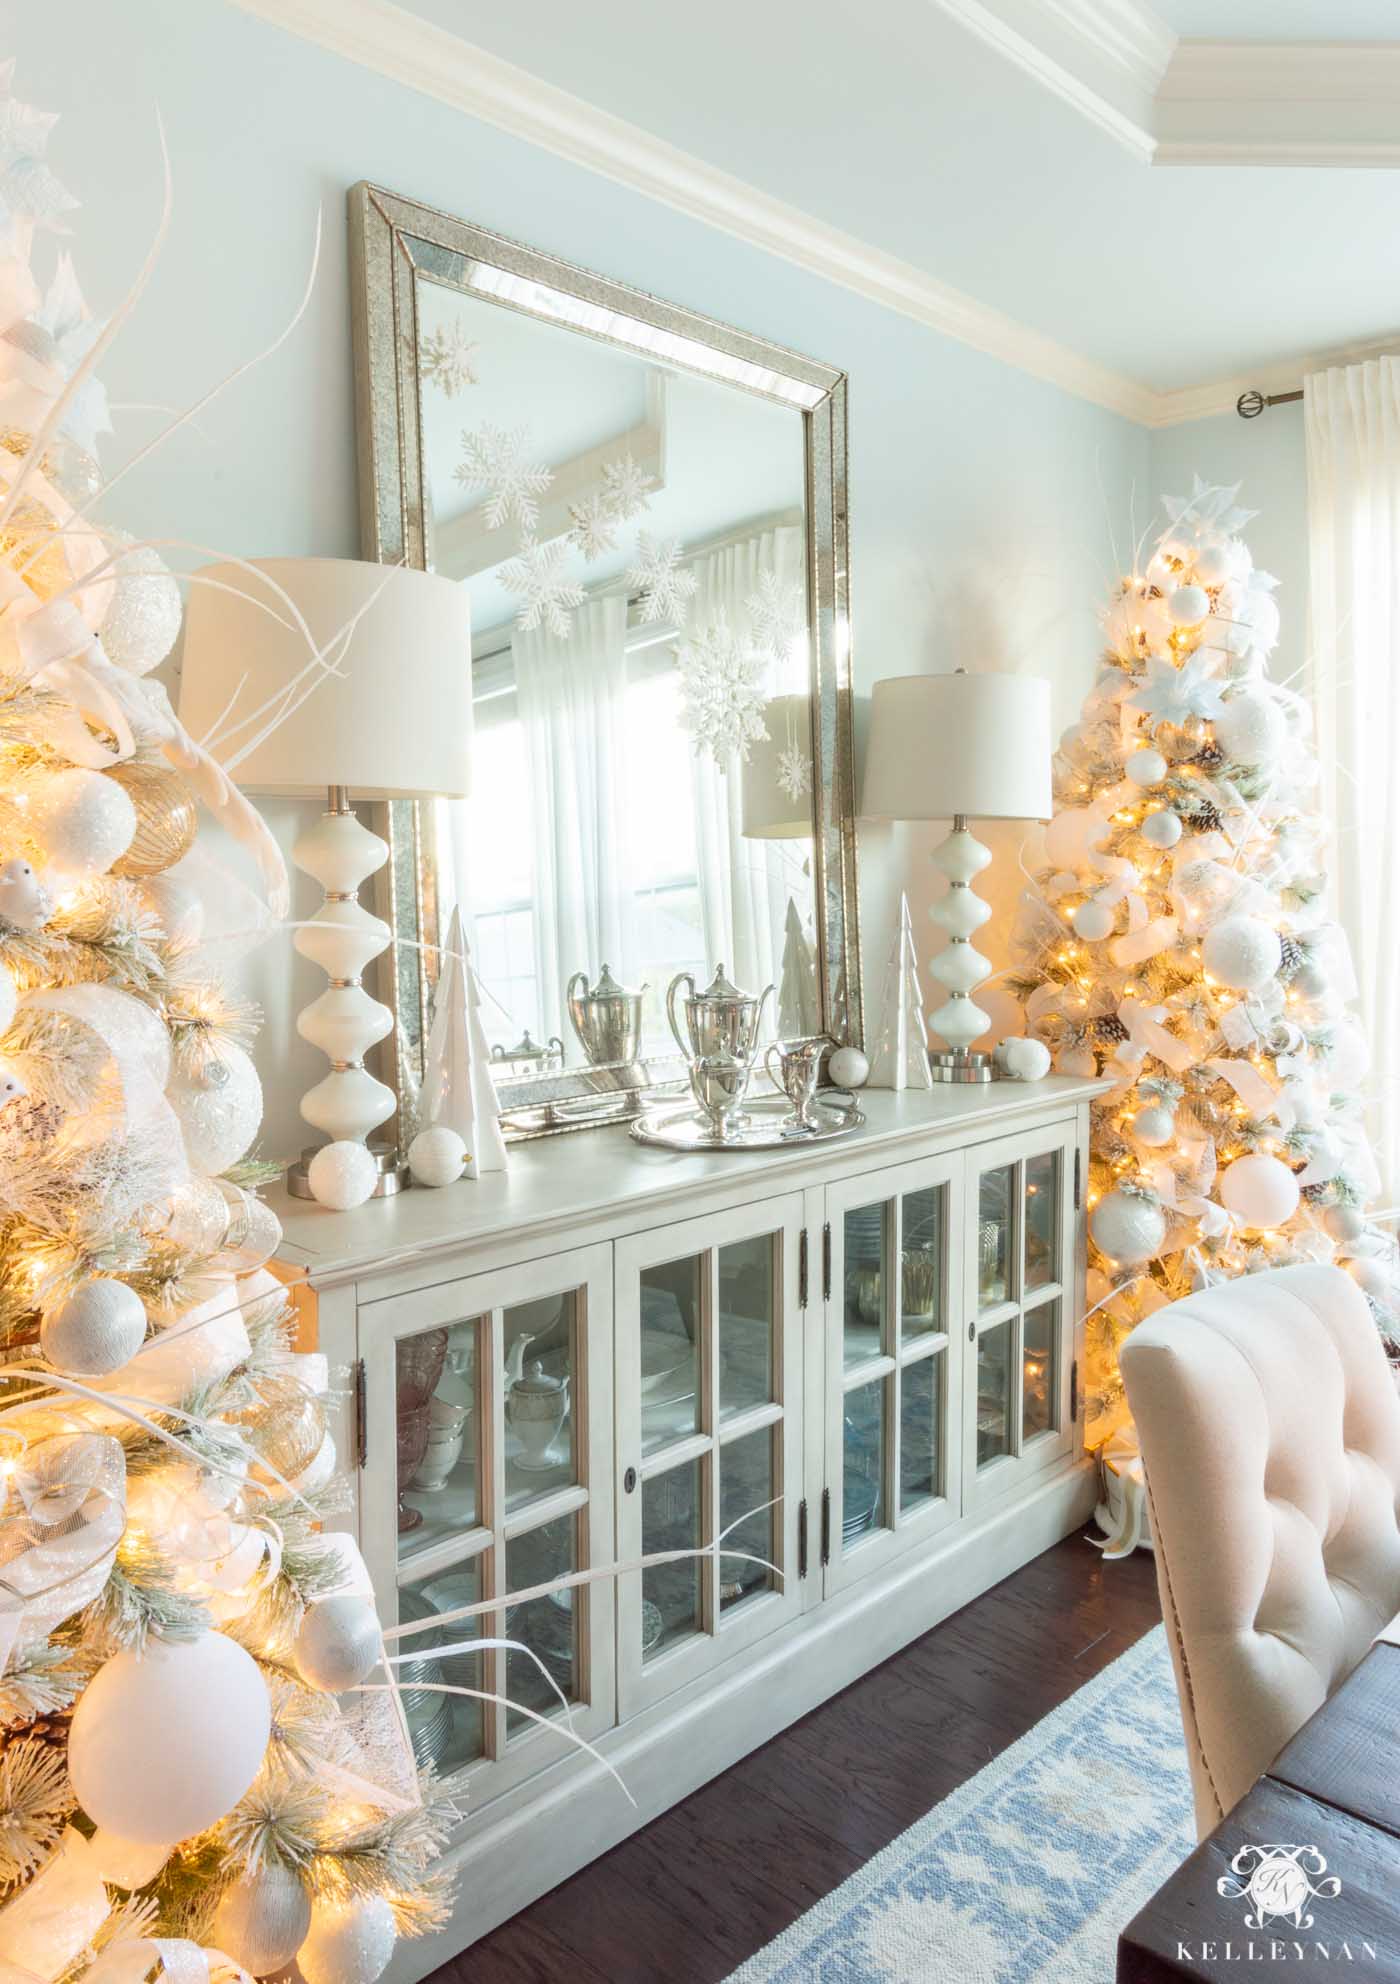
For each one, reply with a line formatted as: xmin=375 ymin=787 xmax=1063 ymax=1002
xmin=349 ymin=180 xmax=862 ymax=1136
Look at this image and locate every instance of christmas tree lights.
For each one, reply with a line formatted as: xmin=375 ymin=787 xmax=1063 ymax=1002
xmin=1010 ymin=480 xmax=1396 ymax=1446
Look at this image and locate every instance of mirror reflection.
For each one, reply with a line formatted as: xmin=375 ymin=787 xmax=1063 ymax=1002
xmin=411 ymin=278 xmax=820 ymax=1073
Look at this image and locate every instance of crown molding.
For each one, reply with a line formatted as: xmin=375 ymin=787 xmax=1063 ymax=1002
xmin=227 ymin=0 xmax=1156 ymax=423
xmin=1148 ymin=332 xmax=1400 ymax=428
xmin=1155 ymin=41 xmax=1400 ymax=167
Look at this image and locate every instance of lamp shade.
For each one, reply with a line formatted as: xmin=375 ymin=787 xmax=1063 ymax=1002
xmin=741 ymin=694 xmax=814 ymax=840
xmin=178 ymin=558 xmax=472 ymax=799
xmin=862 ymin=671 xmax=1051 ymax=822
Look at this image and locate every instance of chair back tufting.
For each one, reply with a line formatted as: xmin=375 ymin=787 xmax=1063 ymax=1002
xmin=1121 ymin=1262 xmax=1400 ymax=1836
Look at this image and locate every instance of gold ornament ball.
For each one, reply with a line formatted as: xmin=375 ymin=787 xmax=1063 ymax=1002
xmin=227 ymin=1371 xmax=328 ymax=1486
xmin=106 ymin=760 xmax=199 ymax=880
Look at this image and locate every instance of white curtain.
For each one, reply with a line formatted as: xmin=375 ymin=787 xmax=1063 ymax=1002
xmin=1305 ymin=357 xmax=1400 ymax=1196
xmin=688 ymin=524 xmax=807 ymax=1008
xmin=513 ymin=593 xmax=632 ymax=1050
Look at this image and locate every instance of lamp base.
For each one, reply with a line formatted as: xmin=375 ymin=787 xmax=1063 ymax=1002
xmin=286 ymin=1141 xmax=408 ymax=1201
xmin=928 ymin=1049 xmax=996 ymax=1085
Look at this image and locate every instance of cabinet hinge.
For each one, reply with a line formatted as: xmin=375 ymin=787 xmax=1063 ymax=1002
xmin=798 ymin=1228 xmax=809 ymax=1309
xmin=353 ymin=1358 xmax=368 ymax=1469
xmin=822 ymin=1222 xmax=832 ymax=1302
xmin=1070 ymin=1357 xmax=1079 ymax=1425
xmin=798 ymin=1498 xmax=808 ymax=1579
xmin=820 ymin=1486 xmax=831 ymax=1567
xmin=1073 ymin=1148 xmax=1082 ymax=1211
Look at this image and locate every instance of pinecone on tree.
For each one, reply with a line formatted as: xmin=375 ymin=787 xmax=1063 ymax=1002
xmin=1187 ymin=802 xmax=1223 ymax=833
xmin=1094 ymin=1014 xmax=1129 ymax=1044
xmin=1278 ymin=934 xmax=1304 ymax=980
xmin=1 ymin=1712 xmax=70 ymax=1762
xmin=1195 ymin=742 xmax=1225 ymax=770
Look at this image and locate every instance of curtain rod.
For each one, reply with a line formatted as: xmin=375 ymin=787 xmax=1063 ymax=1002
xmin=1236 ymin=388 xmax=1304 ymax=419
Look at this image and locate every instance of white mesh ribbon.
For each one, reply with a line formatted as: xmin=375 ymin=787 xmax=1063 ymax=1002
xmin=0 ymin=1431 xmax=125 ymax=1667
xmin=0 ymin=1830 xmax=110 ymax=1983
xmin=1119 ymin=997 xmax=1194 ymax=1074
xmin=80 ymin=1939 xmax=251 ymax=1983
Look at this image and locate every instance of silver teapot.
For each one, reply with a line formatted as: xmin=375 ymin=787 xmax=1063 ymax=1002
xmin=667 ymin=963 xmax=775 ymax=1063
xmin=566 ymin=962 xmax=648 ymax=1066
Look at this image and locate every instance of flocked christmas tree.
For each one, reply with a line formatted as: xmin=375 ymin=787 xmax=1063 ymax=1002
xmin=0 ymin=67 xmax=453 ymax=1984
xmin=1009 ymin=479 xmax=1397 ymax=1447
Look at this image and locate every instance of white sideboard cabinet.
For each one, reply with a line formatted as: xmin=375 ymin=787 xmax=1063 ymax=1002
xmin=267 ymin=1077 xmax=1107 ymax=1980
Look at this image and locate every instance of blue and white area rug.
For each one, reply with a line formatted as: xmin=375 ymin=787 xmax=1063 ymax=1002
xmin=728 ymin=1625 xmax=1193 ymax=1983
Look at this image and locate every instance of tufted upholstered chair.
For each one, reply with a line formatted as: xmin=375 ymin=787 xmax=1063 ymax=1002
xmin=1120 ymin=1263 xmax=1400 ymax=1838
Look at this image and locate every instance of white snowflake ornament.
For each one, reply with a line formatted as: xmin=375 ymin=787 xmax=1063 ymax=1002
xmin=628 ymin=531 xmax=698 ymax=625
xmin=499 ymin=538 xmax=585 ymax=638
xmin=777 ymin=743 xmax=811 ymax=806
xmin=455 ymin=422 xmax=552 ymax=532
xmin=746 ymin=570 xmax=805 ymax=664
xmin=677 ymin=612 xmax=770 ymax=767
xmin=600 ymin=453 xmax=653 ymax=522
xmin=420 ymin=320 xmax=481 ymax=397
xmin=566 ymin=492 xmax=619 ymax=561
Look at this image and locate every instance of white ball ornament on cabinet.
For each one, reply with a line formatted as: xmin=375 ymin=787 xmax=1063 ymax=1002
xmin=297 ymin=1894 xmax=398 ymax=1984
xmin=995 ymin=1036 xmax=1051 ymax=1081
xmin=1090 ymin=1189 xmax=1167 ymax=1266
xmin=67 ymin=1632 xmax=271 ymax=1847
xmin=211 ymin=1865 xmax=312 ymax=1978
xmin=1167 ymin=584 xmax=1210 ymax=627
xmin=306 ymin=1139 xmax=381 ymax=1211
xmin=1202 ymin=915 xmax=1282 ymax=993
xmin=1072 ymin=899 xmax=1115 ymax=942
xmin=827 ymin=1044 xmax=869 ymax=1089
xmin=1126 ymin=747 xmax=1167 ymax=788
xmin=407 ymin=1125 xmax=467 ymax=1189
xmin=167 ymin=1043 xmax=263 ymax=1176
xmin=294 ymin=1593 xmax=384 ymax=1692
xmin=40 ymin=1279 xmax=147 ymax=1376
xmin=1218 ymin=1152 xmax=1300 ymax=1230
xmin=29 ymin=767 xmax=136 ymax=878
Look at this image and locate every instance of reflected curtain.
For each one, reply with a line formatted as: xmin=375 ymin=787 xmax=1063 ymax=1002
xmin=514 ymin=593 xmax=632 ymax=1050
xmin=687 ymin=524 xmax=807 ymax=1005
xmin=1305 ymin=357 xmax=1400 ymax=1196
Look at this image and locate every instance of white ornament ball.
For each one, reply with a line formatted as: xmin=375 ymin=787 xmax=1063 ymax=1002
xmin=995 ymin=1036 xmax=1050 ymax=1082
xmin=294 ymin=1594 xmax=383 ymax=1692
xmin=1219 ymin=1153 xmax=1300 ymax=1230
xmin=166 ymin=1043 xmax=262 ymax=1176
xmin=1214 ymin=688 xmax=1286 ymax=766
xmin=41 ymin=1279 xmax=147 ymax=1377
xmin=99 ymin=539 xmax=184 ymax=675
xmin=297 ymin=1895 xmax=398 ymax=1984
xmin=1090 ymin=1189 xmax=1166 ymax=1266
xmin=1132 ymin=1103 xmax=1175 ymax=1148
xmin=30 ymin=768 xmax=136 ymax=879
xmin=1141 ymin=809 xmax=1182 ymax=849
xmin=1072 ymin=899 xmax=1115 ymax=942
xmin=1167 ymin=583 xmax=1210 ymax=627
xmin=1126 ymin=748 xmax=1167 ymax=788
xmin=1325 ymin=1203 xmax=1367 ymax=1244
xmin=1202 ymin=915 xmax=1282 ymax=993
xmin=828 ymin=1045 xmax=869 ymax=1089
xmin=88 ymin=1831 xmax=171 ymax=1890
xmin=1193 ymin=543 xmax=1232 ymax=588
xmin=407 ymin=1125 xmax=467 ymax=1189
xmin=307 ymin=1140 xmax=380 ymax=1211
xmin=68 ymin=1633 xmax=270 ymax=1846
xmin=212 ymin=1864 xmax=312 ymax=1977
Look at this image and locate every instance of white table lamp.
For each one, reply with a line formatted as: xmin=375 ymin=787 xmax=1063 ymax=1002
xmin=862 ymin=669 xmax=1050 ymax=1082
xmin=180 ymin=557 xmax=472 ymax=1191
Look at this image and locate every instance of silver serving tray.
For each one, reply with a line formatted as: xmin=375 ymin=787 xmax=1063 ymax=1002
xmin=631 ymin=1095 xmax=865 ymax=1152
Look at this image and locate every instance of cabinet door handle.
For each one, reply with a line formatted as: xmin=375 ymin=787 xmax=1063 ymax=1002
xmin=623 ymin=1466 xmax=638 ymax=1494
xmin=798 ymin=1498 xmax=808 ymax=1578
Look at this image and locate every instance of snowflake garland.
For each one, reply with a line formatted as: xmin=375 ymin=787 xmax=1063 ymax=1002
xmin=676 ymin=612 xmax=770 ymax=766
xmin=498 ymin=537 xmax=585 ymax=638
xmin=455 ymin=422 xmax=552 ymax=531
xmin=420 ymin=320 xmax=481 ymax=398
xmin=628 ymin=531 xmax=698 ymax=624
xmin=566 ymin=452 xmax=655 ymax=560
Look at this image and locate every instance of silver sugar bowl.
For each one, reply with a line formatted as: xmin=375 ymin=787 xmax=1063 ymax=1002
xmin=566 ymin=962 xmax=648 ymax=1066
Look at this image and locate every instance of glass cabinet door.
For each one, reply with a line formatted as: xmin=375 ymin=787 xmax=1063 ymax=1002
xmin=823 ymin=1153 xmax=963 ymax=1597
xmin=616 ymin=1195 xmax=805 ymax=1716
xmin=358 ymin=1244 xmax=615 ymax=1808
xmin=963 ymin=1124 xmax=1078 ymax=1507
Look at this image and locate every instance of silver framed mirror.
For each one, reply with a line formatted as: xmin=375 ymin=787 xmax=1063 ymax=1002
xmin=349 ymin=181 xmax=861 ymax=1136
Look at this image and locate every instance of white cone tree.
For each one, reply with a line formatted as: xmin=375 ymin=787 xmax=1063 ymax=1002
xmin=1009 ymin=479 xmax=1396 ymax=1445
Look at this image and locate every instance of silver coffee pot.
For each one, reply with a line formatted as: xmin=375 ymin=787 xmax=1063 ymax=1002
xmin=667 ymin=963 xmax=775 ymax=1064
xmin=566 ymin=962 xmax=648 ymax=1066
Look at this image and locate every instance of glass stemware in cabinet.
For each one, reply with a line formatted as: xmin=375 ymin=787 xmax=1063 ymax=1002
xmin=901 ymin=1186 xmax=944 ymax=1341
xmin=978 ymin=1168 xmax=1013 ymax=1308
xmin=843 ymin=1203 xmax=888 ymax=1366
xmin=639 ymin=1255 xmax=701 ymax=1456
xmin=396 ymin=1329 xmax=449 ymax=1534
xmin=842 ymin=1376 xmax=885 ymax=1545
xmin=398 ymin=1321 xmax=479 ymax=1561
xmin=504 ymin=1292 xmax=577 ymax=1510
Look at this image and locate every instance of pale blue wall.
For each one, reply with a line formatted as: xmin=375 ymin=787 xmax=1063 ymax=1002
xmin=14 ymin=0 xmax=1152 ymax=1156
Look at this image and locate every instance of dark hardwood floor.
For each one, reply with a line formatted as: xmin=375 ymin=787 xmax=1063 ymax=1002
xmin=425 ymin=1531 xmax=1162 ymax=1984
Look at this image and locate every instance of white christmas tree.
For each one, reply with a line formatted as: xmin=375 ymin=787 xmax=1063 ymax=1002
xmin=0 ymin=69 xmax=450 ymax=1983
xmin=420 ymin=907 xmax=508 ymax=1177
xmin=1009 ymin=479 xmax=1396 ymax=1446
xmin=867 ymin=894 xmax=932 ymax=1090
